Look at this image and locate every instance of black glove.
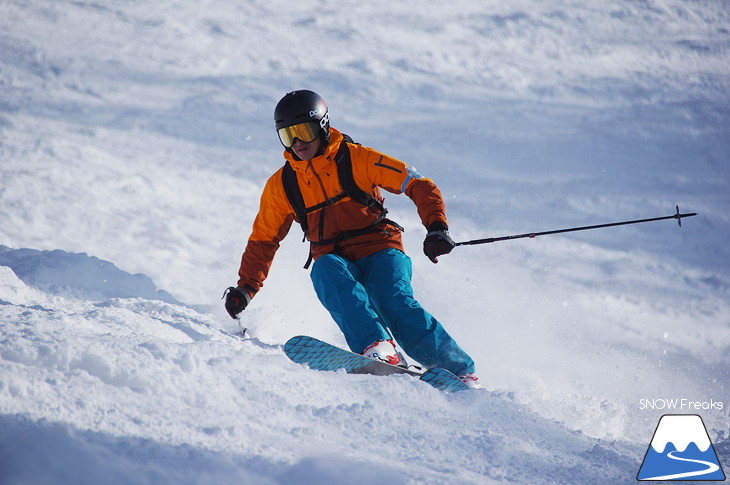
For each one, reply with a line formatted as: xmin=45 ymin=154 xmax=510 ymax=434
xmin=223 ymin=286 xmax=251 ymax=319
xmin=423 ymin=222 xmax=455 ymax=263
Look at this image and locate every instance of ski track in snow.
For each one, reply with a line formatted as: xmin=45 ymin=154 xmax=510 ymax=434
xmin=655 ymin=451 xmax=721 ymax=480
xmin=641 ymin=448 xmax=722 ymax=481
xmin=1 ymin=0 xmax=729 ymax=484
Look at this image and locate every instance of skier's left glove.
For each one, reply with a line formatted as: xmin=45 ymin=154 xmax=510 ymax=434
xmin=423 ymin=222 xmax=455 ymax=263
xmin=223 ymin=286 xmax=251 ymax=319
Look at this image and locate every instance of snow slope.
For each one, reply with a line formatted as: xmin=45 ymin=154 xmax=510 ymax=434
xmin=1 ymin=1 xmax=729 ymax=483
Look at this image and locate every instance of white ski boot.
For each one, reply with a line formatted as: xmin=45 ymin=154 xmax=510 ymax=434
xmin=362 ymin=339 xmax=402 ymax=366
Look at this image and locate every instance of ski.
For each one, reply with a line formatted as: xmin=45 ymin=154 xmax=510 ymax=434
xmin=284 ymin=335 xmax=470 ymax=392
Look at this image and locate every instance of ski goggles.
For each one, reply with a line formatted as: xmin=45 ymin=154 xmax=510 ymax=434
xmin=277 ymin=121 xmax=319 ymax=148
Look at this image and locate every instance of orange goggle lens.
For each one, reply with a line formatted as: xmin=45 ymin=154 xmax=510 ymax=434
xmin=277 ymin=122 xmax=319 ymax=148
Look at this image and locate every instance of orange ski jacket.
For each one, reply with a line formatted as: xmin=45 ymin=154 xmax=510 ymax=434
xmin=236 ymin=128 xmax=448 ymax=297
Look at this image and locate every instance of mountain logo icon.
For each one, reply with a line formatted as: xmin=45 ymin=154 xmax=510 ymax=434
xmin=637 ymin=414 xmax=726 ymax=481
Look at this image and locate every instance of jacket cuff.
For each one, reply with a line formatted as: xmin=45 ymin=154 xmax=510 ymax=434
xmin=427 ymin=221 xmax=448 ymax=232
xmin=239 ymin=285 xmax=257 ymax=301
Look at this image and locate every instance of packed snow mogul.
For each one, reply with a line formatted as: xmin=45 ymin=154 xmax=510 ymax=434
xmin=225 ymin=90 xmax=479 ymax=388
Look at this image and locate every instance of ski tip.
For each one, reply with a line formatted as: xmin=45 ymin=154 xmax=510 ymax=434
xmin=419 ymin=368 xmax=472 ymax=392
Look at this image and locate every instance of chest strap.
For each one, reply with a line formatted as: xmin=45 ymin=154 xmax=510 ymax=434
xmin=281 ymin=136 xmax=402 ymax=268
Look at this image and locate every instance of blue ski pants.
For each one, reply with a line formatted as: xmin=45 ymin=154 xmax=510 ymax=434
xmin=310 ymin=248 xmax=475 ymax=376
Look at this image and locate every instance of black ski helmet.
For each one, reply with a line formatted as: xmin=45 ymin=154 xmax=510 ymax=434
xmin=274 ymin=90 xmax=330 ymax=148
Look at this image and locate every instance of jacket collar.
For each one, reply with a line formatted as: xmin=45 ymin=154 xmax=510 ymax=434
xmin=284 ymin=128 xmax=343 ymax=174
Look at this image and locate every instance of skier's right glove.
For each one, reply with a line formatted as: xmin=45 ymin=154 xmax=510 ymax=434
xmin=223 ymin=286 xmax=251 ymax=319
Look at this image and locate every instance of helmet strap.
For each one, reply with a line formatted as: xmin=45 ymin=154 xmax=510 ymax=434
xmin=314 ymin=128 xmax=330 ymax=157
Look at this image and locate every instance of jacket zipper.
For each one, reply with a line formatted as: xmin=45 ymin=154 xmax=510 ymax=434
xmin=307 ymin=160 xmax=336 ymax=242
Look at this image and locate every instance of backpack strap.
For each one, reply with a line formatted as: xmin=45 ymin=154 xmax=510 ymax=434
xmin=282 ymin=134 xmax=376 ymax=238
xmin=281 ymin=161 xmax=309 ymax=237
xmin=334 ymin=138 xmax=386 ymax=216
xmin=280 ymin=134 xmax=402 ymax=268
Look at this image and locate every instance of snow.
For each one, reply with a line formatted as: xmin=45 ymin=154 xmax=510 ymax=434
xmin=650 ymin=415 xmax=712 ymax=453
xmin=1 ymin=0 xmax=729 ymax=483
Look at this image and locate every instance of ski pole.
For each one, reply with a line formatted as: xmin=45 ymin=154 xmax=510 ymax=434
xmin=236 ymin=317 xmax=248 ymax=338
xmin=454 ymin=205 xmax=697 ymax=247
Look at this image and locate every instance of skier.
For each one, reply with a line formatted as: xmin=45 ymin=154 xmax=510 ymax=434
xmin=225 ymin=90 xmax=479 ymax=388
